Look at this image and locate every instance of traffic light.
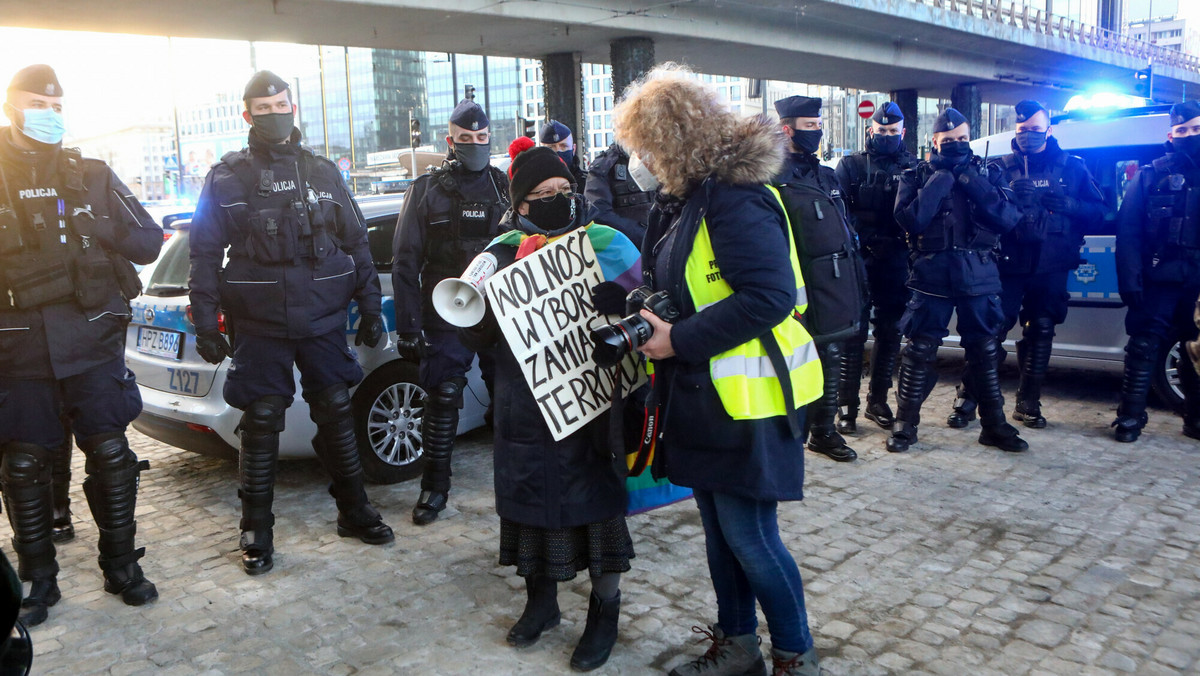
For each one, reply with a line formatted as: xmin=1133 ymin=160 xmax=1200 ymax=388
xmin=1134 ymin=66 xmax=1153 ymax=99
xmin=464 ymin=84 xmax=476 ymax=101
xmin=517 ymin=116 xmax=536 ymax=139
xmin=409 ymin=111 xmax=421 ymax=148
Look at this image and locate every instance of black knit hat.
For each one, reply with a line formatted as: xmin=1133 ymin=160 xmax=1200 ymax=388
xmin=8 ymin=64 xmax=62 ymax=97
xmin=509 ymin=146 xmax=575 ymax=204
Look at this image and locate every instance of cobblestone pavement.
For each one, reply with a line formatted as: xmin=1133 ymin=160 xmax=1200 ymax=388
xmin=10 ymin=360 xmax=1200 ymax=676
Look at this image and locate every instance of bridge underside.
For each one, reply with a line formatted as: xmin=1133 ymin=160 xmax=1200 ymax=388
xmin=4 ymin=0 xmax=1196 ymax=107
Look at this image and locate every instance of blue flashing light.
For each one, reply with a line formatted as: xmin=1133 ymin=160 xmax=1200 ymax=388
xmin=1063 ymin=91 xmax=1151 ymax=113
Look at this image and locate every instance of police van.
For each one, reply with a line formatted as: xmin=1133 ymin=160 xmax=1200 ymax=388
xmin=967 ymin=101 xmax=1185 ymax=410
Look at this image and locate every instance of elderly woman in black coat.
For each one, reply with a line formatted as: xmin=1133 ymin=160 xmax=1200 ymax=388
xmin=614 ymin=65 xmax=824 ymax=676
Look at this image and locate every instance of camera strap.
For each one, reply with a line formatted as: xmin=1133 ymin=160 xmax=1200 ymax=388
xmin=760 ymin=331 xmax=804 ymax=439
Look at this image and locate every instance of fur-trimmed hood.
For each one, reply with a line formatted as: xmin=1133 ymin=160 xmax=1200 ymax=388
xmin=703 ymin=115 xmax=786 ymax=188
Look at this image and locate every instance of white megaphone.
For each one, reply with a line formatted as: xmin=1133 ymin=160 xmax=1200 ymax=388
xmin=433 ymin=251 xmax=499 ymax=327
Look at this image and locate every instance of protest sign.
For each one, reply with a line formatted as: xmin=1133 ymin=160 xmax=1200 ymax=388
xmin=486 ymin=229 xmax=644 ymax=440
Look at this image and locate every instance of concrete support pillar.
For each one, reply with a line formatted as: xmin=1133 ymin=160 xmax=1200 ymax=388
xmin=951 ymin=83 xmax=982 ymax=136
xmin=610 ymin=37 xmax=655 ymax=101
xmin=542 ymin=52 xmax=585 ymax=153
xmin=891 ymin=88 xmax=919 ymax=156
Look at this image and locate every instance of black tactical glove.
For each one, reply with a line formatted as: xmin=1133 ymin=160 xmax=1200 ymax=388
xmin=195 ymin=331 xmax=233 ymax=364
xmin=1009 ymin=178 xmax=1037 ymax=202
xmin=1040 ymin=193 xmax=1079 ymax=215
xmin=1119 ymin=290 xmax=1144 ymax=309
xmin=957 ymin=167 xmax=993 ymax=204
xmin=396 ymin=332 xmax=427 ymax=361
xmin=355 ymin=313 xmax=385 ymax=348
xmin=591 ymin=281 xmax=627 ymax=316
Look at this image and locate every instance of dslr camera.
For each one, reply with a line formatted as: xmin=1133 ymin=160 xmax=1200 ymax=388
xmin=591 ymin=286 xmax=680 ymax=368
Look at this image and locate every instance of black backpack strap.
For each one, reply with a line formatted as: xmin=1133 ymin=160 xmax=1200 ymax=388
xmin=760 ymin=329 xmax=804 ymax=439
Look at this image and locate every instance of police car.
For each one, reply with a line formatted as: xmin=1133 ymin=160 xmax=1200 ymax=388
xmin=966 ymin=99 xmax=1185 ymax=410
xmin=125 ymin=193 xmax=491 ymax=483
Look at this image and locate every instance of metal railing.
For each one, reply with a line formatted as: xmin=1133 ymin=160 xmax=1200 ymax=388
xmin=912 ymin=0 xmax=1200 ymax=73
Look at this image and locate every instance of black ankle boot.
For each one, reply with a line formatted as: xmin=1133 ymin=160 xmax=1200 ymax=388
xmin=102 ymin=557 xmax=159 ymax=606
xmin=508 ymin=575 xmax=561 ymax=647
xmin=240 ymin=528 xmax=274 ymax=576
xmin=864 ymin=400 xmax=895 ymax=428
xmin=18 ymin=578 xmax=61 ymax=627
xmin=835 ymin=406 xmax=858 ymax=435
xmin=336 ymin=502 xmax=395 ymax=544
xmin=570 ymin=591 xmax=621 ymax=672
xmin=412 ymin=490 xmax=448 ymax=526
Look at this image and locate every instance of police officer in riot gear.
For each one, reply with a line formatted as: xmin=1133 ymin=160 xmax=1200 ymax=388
xmin=0 ymin=64 xmax=162 ymax=625
xmin=584 ymin=142 xmax=653 ymax=247
xmin=947 ymin=100 xmax=1106 ymax=430
xmin=189 ymin=71 xmax=393 ymax=576
xmin=835 ymin=101 xmax=919 ymax=434
xmin=392 ymin=99 xmax=509 ymax=525
xmin=891 ymin=108 xmax=1027 ymax=454
xmin=773 ymin=95 xmax=862 ymax=463
xmin=1112 ymin=100 xmax=1200 ymax=442
xmin=540 ymin=120 xmax=589 ymax=189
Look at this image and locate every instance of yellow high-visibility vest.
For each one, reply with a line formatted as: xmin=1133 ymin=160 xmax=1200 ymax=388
xmin=683 ymin=185 xmax=823 ymax=419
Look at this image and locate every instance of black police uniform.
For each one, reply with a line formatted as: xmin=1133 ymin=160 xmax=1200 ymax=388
xmin=584 ymin=143 xmax=653 ymax=247
xmin=835 ymin=104 xmax=919 ymax=433
xmin=775 ymin=150 xmax=861 ymax=461
xmin=0 ymin=65 xmax=162 ymax=625
xmin=1112 ymin=101 xmax=1200 ymax=442
xmin=189 ymin=71 xmax=391 ymax=575
xmin=948 ymin=129 xmax=1106 ymax=429
xmin=891 ymin=108 xmax=1026 ymax=453
xmin=391 ymin=100 xmax=510 ymax=525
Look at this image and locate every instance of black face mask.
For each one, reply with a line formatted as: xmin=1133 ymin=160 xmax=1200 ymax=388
xmin=251 ymin=112 xmax=295 ymax=143
xmin=937 ymin=140 xmax=972 ymax=163
xmin=1173 ymin=135 xmax=1200 ymax=160
xmin=868 ymin=134 xmax=904 ymax=156
xmin=1015 ymin=130 xmax=1048 ymax=154
xmin=555 ymin=149 xmax=575 ymax=168
xmin=791 ymin=129 xmax=823 ymax=155
xmin=524 ymin=192 xmax=579 ymax=233
xmin=453 ymin=142 xmax=491 ymax=172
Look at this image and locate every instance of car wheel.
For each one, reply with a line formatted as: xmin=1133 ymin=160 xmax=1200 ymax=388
xmin=1151 ymin=340 xmax=1186 ymax=414
xmin=352 ymin=361 xmax=427 ymax=484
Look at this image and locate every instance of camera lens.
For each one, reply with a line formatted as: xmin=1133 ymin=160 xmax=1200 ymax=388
xmin=590 ymin=314 xmax=654 ymax=368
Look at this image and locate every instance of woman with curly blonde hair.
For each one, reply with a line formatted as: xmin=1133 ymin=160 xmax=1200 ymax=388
xmin=615 ymin=64 xmax=821 ymax=676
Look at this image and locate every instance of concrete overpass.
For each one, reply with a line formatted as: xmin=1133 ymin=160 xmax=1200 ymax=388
xmin=6 ymin=0 xmax=1199 ymax=149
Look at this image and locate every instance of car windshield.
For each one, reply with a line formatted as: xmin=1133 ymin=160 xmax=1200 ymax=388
xmin=144 ymin=229 xmax=191 ymax=296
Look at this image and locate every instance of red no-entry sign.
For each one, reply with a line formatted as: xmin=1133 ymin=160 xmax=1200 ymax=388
xmin=858 ymin=100 xmax=875 ymax=119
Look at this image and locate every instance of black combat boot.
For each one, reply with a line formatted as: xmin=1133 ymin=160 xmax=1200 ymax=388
xmin=865 ymin=332 xmax=901 ymax=429
xmin=571 ymin=591 xmax=622 ymax=671
xmin=807 ymin=342 xmax=857 ymax=462
xmin=1 ymin=442 xmax=61 ymax=626
xmin=946 ymin=386 xmax=978 ymax=429
xmin=78 ymin=432 xmax=158 ymax=606
xmin=413 ymin=379 xmax=463 ymax=525
xmin=238 ymin=396 xmax=286 ymax=575
xmin=887 ymin=339 xmax=938 ymax=453
xmin=1013 ymin=319 xmax=1054 ymax=428
xmin=965 ymin=338 xmax=1028 ymax=453
xmin=836 ymin=338 xmax=865 ymax=435
xmin=310 ymin=384 xmax=394 ymax=545
xmin=507 ymin=574 xmax=561 ymax=647
xmin=50 ymin=435 xmax=74 ymax=543
xmin=1112 ymin=334 xmax=1159 ymax=443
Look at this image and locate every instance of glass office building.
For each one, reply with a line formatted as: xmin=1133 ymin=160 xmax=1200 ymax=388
xmin=425 ymin=53 xmax=524 ymax=153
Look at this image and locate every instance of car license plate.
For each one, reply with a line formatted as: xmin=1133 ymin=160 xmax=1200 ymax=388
xmin=137 ymin=326 xmax=183 ymax=359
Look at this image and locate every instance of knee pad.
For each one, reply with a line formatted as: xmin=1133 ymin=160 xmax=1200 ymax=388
xmin=905 ymin=339 xmax=940 ymax=364
xmin=1126 ymin=334 xmax=1161 ymax=361
xmin=78 ymin=432 xmax=137 ymax=476
xmin=429 ymin=378 xmax=466 ymax=410
xmin=241 ymin=396 xmax=288 ymax=435
xmin=0 ymin=442 xmax=52 ymax=485
xmin=309 ymin=383 xmax=353 ymax=426
xmin=1024 ymin=317 xmax=1056 ymax=341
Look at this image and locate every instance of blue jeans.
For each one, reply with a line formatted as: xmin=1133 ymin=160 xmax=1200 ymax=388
xmin=692 ymin=489 xmax=813 ymax=653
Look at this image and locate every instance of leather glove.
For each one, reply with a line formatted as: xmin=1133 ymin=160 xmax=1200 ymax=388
xmin=1119 ymin=290 xmax=1143 ymax=309
xmin=355 ymin=313 xmax=385 ymax=348
xmin=1040 ymin=193 xmax=1079 ymax=215
xmin=1009 ymin=178 xmax=1037 ymax=201
xmin=396 ymin=332 xmax=427 ymax=361
xmin=923 ymin=169 xmax=956 ymax=190
xmin=591 ymin=281 xmax=627 ymax=316
xmin=957 ymin=168 xmax=993 ymax=204
xmin=195 ymin=331 xmax=233 ymax=364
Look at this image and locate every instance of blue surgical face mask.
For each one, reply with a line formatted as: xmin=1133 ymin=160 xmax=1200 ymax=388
xmin=15 ymin=107 xmax=65 ymax=145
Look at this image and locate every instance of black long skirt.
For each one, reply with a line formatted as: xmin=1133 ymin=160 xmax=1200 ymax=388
xmin=499 ymin=515 xmax=635 ymax=581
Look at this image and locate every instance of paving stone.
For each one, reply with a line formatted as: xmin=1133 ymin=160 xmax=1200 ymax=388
xmin=10 ymin=363 xmax=1200 ymax=674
